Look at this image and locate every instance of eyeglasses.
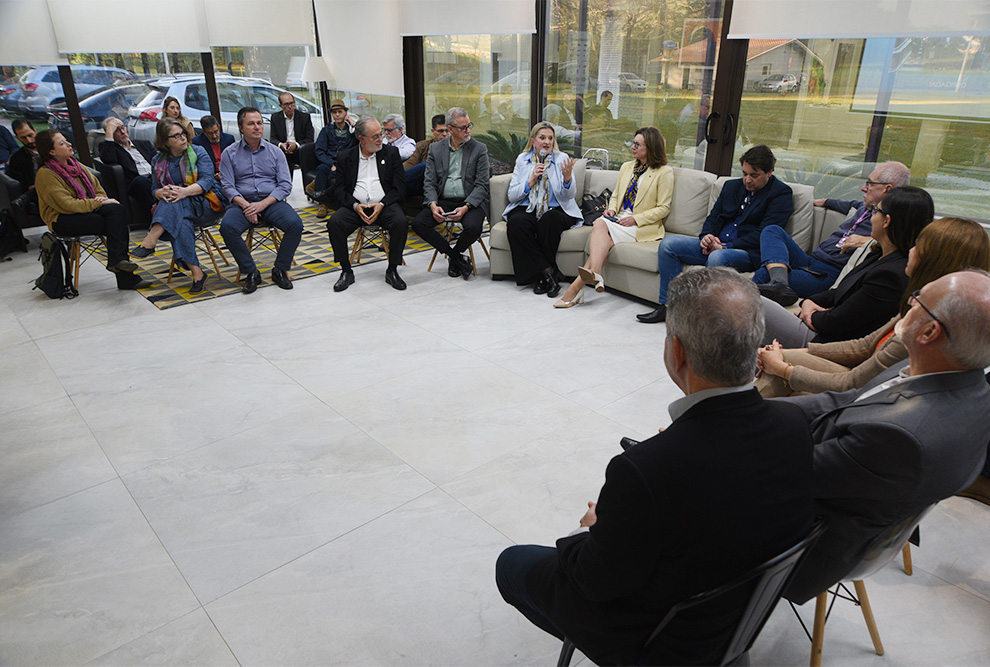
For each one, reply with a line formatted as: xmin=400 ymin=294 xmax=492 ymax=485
xmin=908 ymin=289 xmax=951 ymax=341
xmin=167 ymin=132 xmax=186 ymax=141
xmin=630 ymin=141 xmax=644 ymax=149
xmin=280 ymin=101 xmax=295 ymax=107
xmin=434 ymin=128 xmax=449 ymax=134
xmin=383 ymin=126 xmax=398 ymax=133
xmin=871 ymin=204 xmax=887 ymax=216
xmin=864 ymin=179 xmax=889 ymax=188
xmin=449 ymin=122 xmax=473 ymax=131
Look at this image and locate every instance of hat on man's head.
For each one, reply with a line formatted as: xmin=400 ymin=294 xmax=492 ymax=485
xmin=330 ymin=99 xmax=348 ymax=111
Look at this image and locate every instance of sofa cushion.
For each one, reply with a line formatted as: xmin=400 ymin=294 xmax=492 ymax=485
xmin=665 ymin=167 xmax=717 ymax=237
xmin=606 ymin=240 xmax=662 ymax=272
xmin=583 ymin=169 xmax=619 ymax=202
xmin=560 ymin=226 xmax=593 ymax=252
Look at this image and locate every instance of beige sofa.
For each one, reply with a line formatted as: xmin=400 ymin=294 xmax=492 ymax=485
xmin=489 ymin=163 xmax=843 ymax=303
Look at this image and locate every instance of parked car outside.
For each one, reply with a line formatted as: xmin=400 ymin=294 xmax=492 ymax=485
xmin=0 ymin=78 xmax=22 ymax=114
xmin=618 ymin=72 xmax=648 ymax=92
xmin=126 ymin=75 xmax=325 ymax=143
xmin=47 ymin=82 xmax=153 ymax=135
xmin=18 ymin=65 xmax=136 ymax=117
xmin=758 ymin=73 xmax=799 ymax=93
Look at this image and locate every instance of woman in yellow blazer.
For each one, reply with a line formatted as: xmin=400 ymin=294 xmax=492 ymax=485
xmin=554 ymin=126 xmax=673 ymax=307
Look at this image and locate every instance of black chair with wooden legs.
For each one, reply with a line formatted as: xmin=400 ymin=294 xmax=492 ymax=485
xmin=425 ymin=219 xmax=490 ymax=276
xmin=557 ymin=520 xmax=828 ymax=667
xmin=790 ymin=505 xmax=935 ymax=667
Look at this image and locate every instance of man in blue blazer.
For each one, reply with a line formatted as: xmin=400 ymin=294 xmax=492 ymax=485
xmin=781 ymin=270 xmax=990 ymax=603
xmin=192 ymin=115 xmax=235 ymax=180
xmin=638 ymin=144 xmax=793 ymax=323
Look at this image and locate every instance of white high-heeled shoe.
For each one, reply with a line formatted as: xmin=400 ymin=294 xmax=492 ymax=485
xmin=553 ymin=291 xmax=585 ymax=308
xmin=578 ymin=266 xmax=605 ymax=293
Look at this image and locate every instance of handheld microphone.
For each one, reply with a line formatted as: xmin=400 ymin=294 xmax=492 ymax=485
xmin=539 ymin=148 xmax=548 ymax=163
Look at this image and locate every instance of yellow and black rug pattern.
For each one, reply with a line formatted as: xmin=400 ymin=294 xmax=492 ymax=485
xmin=86 ymin=206 xmax=438 ymax=309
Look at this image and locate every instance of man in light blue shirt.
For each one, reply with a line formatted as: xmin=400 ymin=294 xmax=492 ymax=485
xmin=220 ymin=106 xmax=303 ymax=294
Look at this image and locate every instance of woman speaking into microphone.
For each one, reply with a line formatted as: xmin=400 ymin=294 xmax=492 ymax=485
xmin=503 ymin=121 xmax=581 ymax=298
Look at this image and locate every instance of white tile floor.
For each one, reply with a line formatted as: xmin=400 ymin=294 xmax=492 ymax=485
xmin=1 ymin=206 xmax=988 ymax=666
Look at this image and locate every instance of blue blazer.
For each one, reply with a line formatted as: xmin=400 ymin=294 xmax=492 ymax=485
xmin=192 ymin=131 xmax=235 ymax=174
xmin=701 ymin=175 xmax=793 ymax=266
xmin=503 ymin=150 xmax=582 ymax=223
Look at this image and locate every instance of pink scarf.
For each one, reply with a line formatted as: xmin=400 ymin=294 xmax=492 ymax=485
xmin=45 ymin=157 xmax=96 ymax=199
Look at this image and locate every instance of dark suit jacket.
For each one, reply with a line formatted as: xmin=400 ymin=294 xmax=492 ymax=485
xmin=423 ymin=137 xmax=489 ymax=211
xmin=781 ymin=362 xmax=990 ymax=603
xmin=192 ymin=131 xmax=235 ymax=174
xmin=270 ymin=110 xmax=314 ymax=146
xmin=332 ymin=144 xmax=407 ymax=210
xmin=6 ymin=146 xmax=37 ymax=191
xmin=701 ymin=176 xmax=793 ymax=266
xmin=98 ymin=140 xmax=155 ymax=186
xmin=527 ymin=389 xmax=814 ymax=665
xmin=807 ymin=249 xmax=908 ymax=343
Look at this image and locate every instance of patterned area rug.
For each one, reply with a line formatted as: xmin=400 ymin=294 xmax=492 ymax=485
xmin=87 ymin=205 xmax=437 ymax=309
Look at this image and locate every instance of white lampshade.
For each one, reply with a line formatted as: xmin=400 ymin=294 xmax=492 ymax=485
xmin=301 ymin=56 xmax=334 ymax=83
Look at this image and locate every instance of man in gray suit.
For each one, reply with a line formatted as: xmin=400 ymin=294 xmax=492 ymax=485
xmin=411 ymin=107 xmax=490 ymax=279
xmin=782 ymin=270 xmax=990 ymax=603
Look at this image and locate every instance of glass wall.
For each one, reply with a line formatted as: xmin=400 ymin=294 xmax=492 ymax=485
xmin=546 ymin=0 xmax=724 ymax=169
xmin=424 ymin=33 xmax=532 ymax=171
xmin=733 ymin=36 xmax=990 ymax=217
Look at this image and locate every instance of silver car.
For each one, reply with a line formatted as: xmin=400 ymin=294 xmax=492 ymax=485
xmin=126 ymin=74 xmax=324 ymax=142
xmin=18 ymin=65 xmax=136 ymax=118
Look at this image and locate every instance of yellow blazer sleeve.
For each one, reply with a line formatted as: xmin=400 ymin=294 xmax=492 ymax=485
xmin=36 ymin=168 xmax=106 ymax=229
xmin=631 ymin=164 xmax=673 ymax=227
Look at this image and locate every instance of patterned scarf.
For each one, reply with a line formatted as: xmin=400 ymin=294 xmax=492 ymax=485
xmin=620 ymin=161 xmax=649 ymax=213
xmin=154 ymin=146 xmax=224 ymax=211
xmin=45 ymin=157 xmax=96 ymax=199
xmin=525 ymin=151 xmax=552 ymax=218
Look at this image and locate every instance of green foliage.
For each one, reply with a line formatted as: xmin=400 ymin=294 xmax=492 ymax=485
xmin=474 ymin=131 xmax=529 ymax=164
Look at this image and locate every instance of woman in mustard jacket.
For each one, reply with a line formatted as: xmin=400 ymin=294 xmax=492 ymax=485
xmin=554 ymin=126 xmax=673 ymax=307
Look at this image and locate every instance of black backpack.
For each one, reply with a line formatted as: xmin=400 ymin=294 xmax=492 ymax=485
xmin=34 ymin=232 xmax=77 ymax=299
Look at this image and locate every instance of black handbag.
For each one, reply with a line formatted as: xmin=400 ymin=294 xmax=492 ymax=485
xmin=580 ymin=188 xmax=612 ymax=226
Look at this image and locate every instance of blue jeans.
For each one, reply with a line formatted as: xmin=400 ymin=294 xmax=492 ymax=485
xmin=314 ymin=163 xmax=338 ymax=193
xmin=752 ymin=226 xmax=842 ymax=297
xmin=657 ymin=235 xmax=754 ymax=304
xmin=495 ymin=545 xmax=564 ymax=640
xmin=220 ymin=200 xmax=303 ymax=273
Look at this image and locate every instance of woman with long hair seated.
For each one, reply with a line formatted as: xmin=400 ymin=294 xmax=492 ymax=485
xmin=162 ymin=96 xmax=196 ymax=142
xmin=757 ymin=217 xmax=990 ymax=397
xmin=503 ymin=121 xmax=581 ymax=298
xmin=761 ymin=185 xmax=933 ymax=346
xmin=33 ymin=129 xmax=144 ymax=289
xmin=554 ymin=126 xmax=673 ymax=307
xmin=131 ymin=118 xmax=223 ymax=293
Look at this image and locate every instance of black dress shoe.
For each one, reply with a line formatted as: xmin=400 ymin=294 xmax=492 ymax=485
xmin=457 ymin=253 xmax=473 ymax=280
xmin=109 ymin=258 xmax=139 ymax=274
xmin=242 ymin=269 xmax=262 ymax=294
xmin=132 ymin=245 xmax=155 ymax=258
xmin=271 ymin=267 xmax=293 ymax=290
xmin=533 ymin=276 xmax=548 ymax=294
xmin=758 ymin=280 xmax=799 ymax=307
xmin=190 ymin=273 xmax=208 ymax=294
xmin=545 ymin=272 xmax=561 ymax=298
xmin=334 ymin=270 xmax=355 ymax=292
xmin=619 ymin=436 xmax=641 ymax=451
xmin=447 ymin=256 xmax=462 ymax=278
xmin=636 ymin=305 xmax=667 ymax=323
xmin=116 ymin=272 xmax=150 ymax=290
xmin=385 ymin=268 xmax=407 ymax=290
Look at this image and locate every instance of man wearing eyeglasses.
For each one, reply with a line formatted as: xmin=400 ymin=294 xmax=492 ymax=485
xmin=270 ymin=92 xmax=314 ymax=176
xmin=780 ymin=269 xmax=990 ymax=604
xmin=326 ymin=116 xmax=408 ymax=292
xmin=98 ymin=116 xmax=156 ymax=216
xmin=411 ymin=107 xmax=490 ymax=279
xmin=382 ymin=114 xmax=417 ymax=162
xmin=403 ymin=114 xmax=448 ymax=198
xmin=757 ymin=161 xmax=910 ymax=307
xmin=192 ymin=115 xmax=235 ymax=181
